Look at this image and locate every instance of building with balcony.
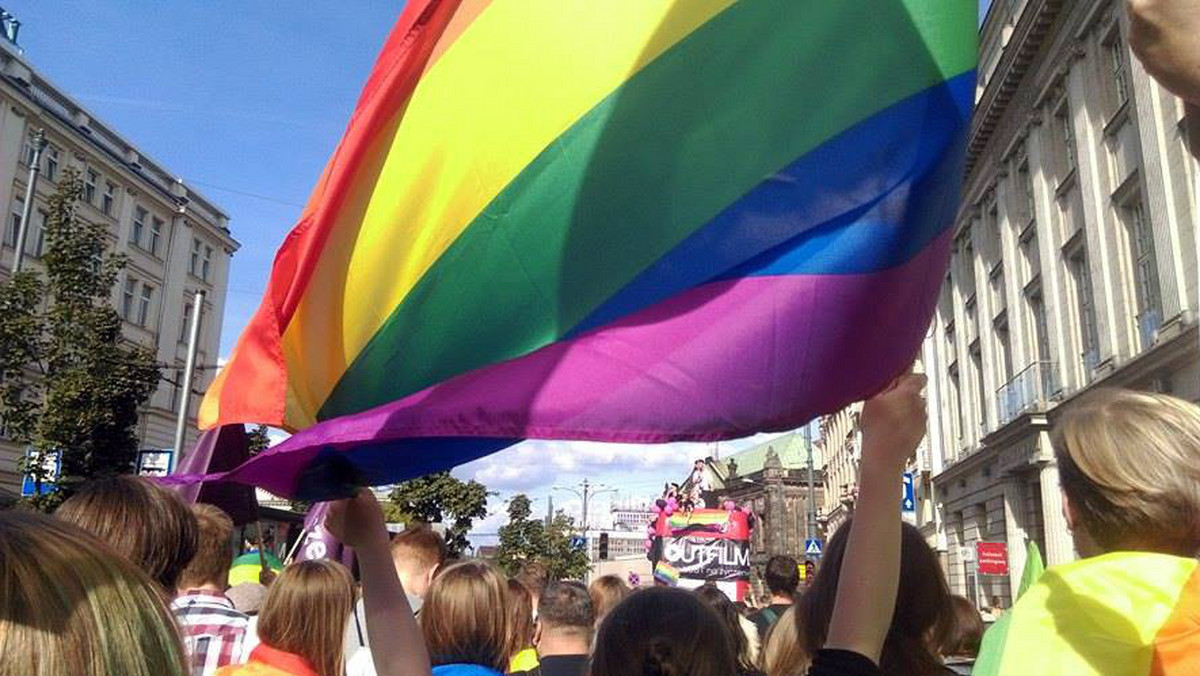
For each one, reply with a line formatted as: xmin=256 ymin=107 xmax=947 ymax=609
xmin=921 ymin=0 xmax=1198 ymax=610
xmin=0 ymin=27 xmax=238 ymax=492
xmin=815 ymin=403 xmax=863 ymax=537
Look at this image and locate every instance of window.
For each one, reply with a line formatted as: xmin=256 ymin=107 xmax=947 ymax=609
xmin=189 ymin=238 xmax=201 ymax=276
xmin=122 ymin=277 xmax=137 ymax=320
xmin=1016 ymin=161 xmax=1036 ymax=226
xmin=137 ymin=283 xmax=154 ymax=327
xmin=130 ymin=206 xmax=146 ymax=247
xmin=202 ymin=246 xmax=213 ymax=281
xmin=1019 ymin=229 xmax=1040 ymax=283
xmin=102 ymin=181 xmax=116 ymax=216
xmin=149 ymin=217 xmax=163 ymax=256
xmin=948 ymin=366 xmax=962 ymax=446
xmin=971 ymin=341 xmax=986 ymax=431
xmin=43 ymin=146 xmax=59 ymax=182
xmin=180 ymin=304 xmax=192 ymax=342
xmin=1107 ymin=36 xmax=1130 ymax=113
xmin=1122 ymin=194 xmax=1162 ymax=344
xmin=21 ymin=137 xmax=36 ymax=166
xmin=990 ymin=267 xmax=1006 ymax=316
xmin=1068 ymin=247 xmax=1100 ymax=365
xmin=6 ymin=199 xmax=21 ymax=247
xmin=27 ymin=210 xmax=46 ymax=258
xmin=994 ymin=319 xmax=1013 ymax=384
xmin=1028 ymin=291 xmax=1052 ymax=362
xmin=1053 ymin=99 xmax=1077 ymax=179
xmin=84 ymin=169 xmax=98 ymax=205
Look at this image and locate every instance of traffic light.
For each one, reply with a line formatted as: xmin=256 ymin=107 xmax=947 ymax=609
xmin=599 ymin=532 xmax=609 ymax=560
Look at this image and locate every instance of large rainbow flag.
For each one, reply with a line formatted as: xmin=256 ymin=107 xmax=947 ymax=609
xmin=180 ymin=0 xmax=977 ymax=498
xmin=975 ymin=552 xmax=1200 ymax=676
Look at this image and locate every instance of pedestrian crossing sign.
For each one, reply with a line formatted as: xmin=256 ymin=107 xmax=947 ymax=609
xmin=805 ymin=538 xmax=823 ymax=557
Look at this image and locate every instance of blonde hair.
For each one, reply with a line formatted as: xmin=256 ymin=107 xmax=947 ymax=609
xmin=588 ymin=574 xmax=630 ymax=623
xmin=421 ymin=560 xmax=511 ymax=671
xmin=0 ymin=510 xmax=188 ymax=676
xmin=762 ymin=605 xmax=806 ymax=676
xmin=1053 ymin=388 xmax=1200 ymax=556
xmin=257 ymin=559 xmax=355 ymax=676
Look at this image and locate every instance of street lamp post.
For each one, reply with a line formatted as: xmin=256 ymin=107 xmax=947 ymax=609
xmin=804 ymin=421 xmax=818 ymax=548
xmin=14 ymin=128 xmax=47 ymax=274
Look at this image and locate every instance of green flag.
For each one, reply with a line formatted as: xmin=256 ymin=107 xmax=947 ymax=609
xmin=1017 ymin=540 xmax=1045 ymax=599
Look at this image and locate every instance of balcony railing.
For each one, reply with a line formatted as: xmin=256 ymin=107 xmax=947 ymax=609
xmin=996 ymin=360 xmax=1060 ymax=425
xmin=1137 ymin=308 xmax=1161 ymax=350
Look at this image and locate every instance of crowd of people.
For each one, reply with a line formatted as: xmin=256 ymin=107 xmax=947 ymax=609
xmin=5 ymin=374 xmax=1199 ymax=676
xmin=2 ymin=3 xmax=1200 ymax=674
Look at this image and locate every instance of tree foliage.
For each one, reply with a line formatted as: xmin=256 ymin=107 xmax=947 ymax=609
xmin=387 ymin=471 xmax=491 ymax=556
xmin=496 ymin=493 xmax=590 ymax=580
xmin=0 ymin=169 xmax=161 ymax=509
xmin=246 ymin=424 xmax=271 ymax=456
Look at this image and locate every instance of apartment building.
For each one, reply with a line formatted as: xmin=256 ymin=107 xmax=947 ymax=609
xmin=0 ymin=31 xmax=238 ymax=492
xmin=922 ymin=0 xmax=1198 ymax=608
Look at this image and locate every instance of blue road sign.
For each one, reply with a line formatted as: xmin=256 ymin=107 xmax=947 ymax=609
xmin=21 ymin=449 xmax=60 ymax=497
xmin=901 ymin=472 xmax=916 ymax=513
xmin=804 ymin=538 xmax=823 ymax=557
xmin=569 ymin=535 xmax=587 ymax=551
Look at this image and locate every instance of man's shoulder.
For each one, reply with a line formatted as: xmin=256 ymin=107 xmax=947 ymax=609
xmin=172 ymin=593 xmax=251 ymax=626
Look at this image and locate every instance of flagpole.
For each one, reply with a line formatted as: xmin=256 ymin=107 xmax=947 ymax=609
xmin=13 ymin=128 xmax=46 ymax=274
xmin=171 ymin=289 xmax=205 ymax=472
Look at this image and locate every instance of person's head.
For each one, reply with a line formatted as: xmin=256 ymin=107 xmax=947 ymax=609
xmin=763 ymin=554 xmax=799 ymax=600
xmin=515 ymin=561 xmax=549 ymax=602
xmin=761 ymin=606 xmax=803 ymax=676
xmin=796 ymin=520 xmax=952 ymax=676
xmin=56 ymin=475 xmax=198 ymax=591
xmin=389 ymin=524 xmax=445 ymax=598
xmin=693 ymin=584 xmax=757 ymax=673
xmin=694 ymin=459 xmax=705 ymax=470
xmin=592 ymin=587 xmax=738 ymax=676
xmin=507 ymin=577 xmax=537 ymax=657
xmin=258 ymin=559 xmax=355 ymax=676
xmin=421 ymin=560 xmax=511 ymax=671
xmin=588 ymin=574 xmax=631 ymax=624
xmin=941 ymin=595 xmax=984 ymax=659
xmin=1053 ymin=388 xmax=1200 ymax=557
xmin=177 ymin=503 xmax=235 ymax=592
xmin=0 ymin=510 xmax=188 ymax=676
xmin=536 ymin=581 xmax=594 ymax=654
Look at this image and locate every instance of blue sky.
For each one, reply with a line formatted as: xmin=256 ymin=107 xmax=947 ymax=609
xmin=7 ymin=1 xmax=978 ymax=540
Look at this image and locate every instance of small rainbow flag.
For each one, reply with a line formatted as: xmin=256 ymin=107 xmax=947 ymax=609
xmin=975 ymin=552 xmax=1200 ymax=676
xmin=654 ymin=562 xmax=680 ymax=586
xmin=177 ymin=0 xmax=976 ymax=498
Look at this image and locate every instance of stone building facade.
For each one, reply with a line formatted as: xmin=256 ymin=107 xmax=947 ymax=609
xmin=921 ymin=0 xmax=1198 ymax=609
xmin=0 ymin=32 xmax=237 ymax=492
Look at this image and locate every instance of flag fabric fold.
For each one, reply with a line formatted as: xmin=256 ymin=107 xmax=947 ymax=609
xmin=175 ymin=0 xmax=978 ymax=498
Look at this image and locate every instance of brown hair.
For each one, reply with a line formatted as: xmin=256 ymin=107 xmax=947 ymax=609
xmin=0 ymin=510 xmax=188 ymax=676
xmin=693 ymin=584 xmax=757 ymax=673
xmin=507 ymin=578 xmax=537 ymax=659
xmin=538 ymin=581 xmax=594 ymax=633
xmin=421 ymin=560 xmax=511 ymax=671
xmin=391 ymin=524 xmax=446 ymax=572
xmin=796 ymin=520 xmax=952 ymax=676
xmin=515 ymin=561 xmax=549 ymax=599
xmin=178 ymin=504 xmax=235 ymax=590
xmin=761 ymin=605 xmax=803 ymax=676
xmin=1053 ymin=388 xmax=1200 ymax=556
xmin=56 ymin=475 xmax=198 ymax=591
xmin=591 ymin=587 xmax=738 ymax=676
xmin=763 ymin=554 xmax=799 ymax=597
xmin=588 ymin=574 xmax=630 ymax=622
xmin=941 ymin=595 xmax=984 ymax=658
xmin=257 ymin=559 xmax=355 ymax=676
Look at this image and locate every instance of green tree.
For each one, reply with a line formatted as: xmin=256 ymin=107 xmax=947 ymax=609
xmin=387 ymin=471 xmax=490 ymax=556
xmin=246 ymin=424 xmax=271 ymax=456
xmin=0 ymin=169 xmax=161 ymax=510
xmin=496 ymin=494 xmax=589 ymax=580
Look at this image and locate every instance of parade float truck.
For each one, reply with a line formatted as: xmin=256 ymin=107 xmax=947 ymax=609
xmin=649 ymin=506 xmax=753 ymax=602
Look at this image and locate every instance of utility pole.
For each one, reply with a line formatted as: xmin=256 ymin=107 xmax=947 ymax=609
xmin=554 ymin=478 xmax=616 ymax=535
xmin=170 ymin=289 xmax=205 ymax=472
xmin=804 ymin=420 xmax=818 ymax=547
xmin=14 ymin=128 xmax=46 ymax=274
